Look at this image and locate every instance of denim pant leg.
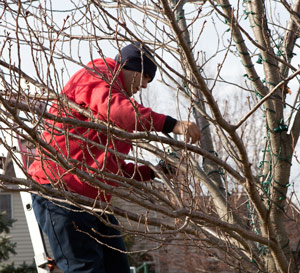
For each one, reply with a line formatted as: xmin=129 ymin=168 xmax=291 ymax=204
xmin=100 ymin=214 xmax=131 ymax=273
xmin=32 ymin=194 xmax=130 ymax=273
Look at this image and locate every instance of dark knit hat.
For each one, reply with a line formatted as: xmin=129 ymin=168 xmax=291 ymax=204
xmin=115 ymin=42 xmax=157 ymax=82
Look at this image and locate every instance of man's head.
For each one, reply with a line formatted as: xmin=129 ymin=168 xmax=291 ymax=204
xmin=115 ymin=42 xmax=157 ymax=96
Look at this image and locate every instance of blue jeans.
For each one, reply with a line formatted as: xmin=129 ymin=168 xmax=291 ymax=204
xmin=32 ymin=193 xmax=130 ymax=273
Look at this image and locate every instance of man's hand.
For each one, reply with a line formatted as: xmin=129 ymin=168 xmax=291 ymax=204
xmin=172 ymin=121 xmax=201 ymax=144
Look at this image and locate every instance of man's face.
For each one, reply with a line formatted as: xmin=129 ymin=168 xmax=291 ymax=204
xmin=122 ymin=69 xmax=152 ymax=96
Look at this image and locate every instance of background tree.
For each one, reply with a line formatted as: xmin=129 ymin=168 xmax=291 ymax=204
xmin=0 ymin=212 xmax=15 ymax=264
xmin=0 ymin=212 xmax=36 ymax=273
xmin=0 ymin=0 xmax=300 ymax=272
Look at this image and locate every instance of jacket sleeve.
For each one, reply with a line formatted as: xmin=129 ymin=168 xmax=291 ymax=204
xmin=121 ymin=162 xmax=155 ymax=181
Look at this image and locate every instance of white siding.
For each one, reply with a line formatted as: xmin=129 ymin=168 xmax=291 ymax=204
xmin=8 ymin=192 xmax=35 ymax=265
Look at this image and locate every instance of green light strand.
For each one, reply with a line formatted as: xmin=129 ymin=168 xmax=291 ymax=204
xmin=258 ymin=245 xmax=267 ymax=256
xmin=273 ymin=124 xmax=288 ymax=133
xmin=238 ymin=50 xmax=250 ymax=56
xmin=207 ymin=169 xmax=225 ymax=176
xmin=241 ymin=61 xmax=254 ymax=68
xmin=270 ymin=151 xmax=292 ymax=164
xmin=243 ymin=10 xmax=255 ymax=20
xmin=234 ymin=39 xmax=245 ymax=45
xmin=217 ymin=4 xmax=232 ymax=8
xmin=262 ymin=58 xmax=277 ymax=67
xmin=262 ymin=79 xmax=278 ymax=86
xmin=276 ymin=50 xmax=284 ymax=57
xmin=265 ymin=108 xmax=276 ymax=113
xmin=273 ymin=179 xmax=290 ymax=188
xmin=243 ymin=74 xmax=260 ymax=82
xmin=254 ymin=89 xmax=264 ymax=99
xmin=256 ymin=54 xmax=263 ymax=64
xmin=258 ymin=160 xmax=268 ymax=169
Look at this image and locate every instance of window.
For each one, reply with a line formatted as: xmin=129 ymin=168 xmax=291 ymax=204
xmin=0 ymin=194 xmax=12 ymax=222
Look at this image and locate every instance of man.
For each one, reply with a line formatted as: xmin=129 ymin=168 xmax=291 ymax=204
xmin=29 ymin=42 xmax=201 ymax=273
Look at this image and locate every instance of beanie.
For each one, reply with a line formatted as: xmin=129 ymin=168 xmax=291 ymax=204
xmin=115 ymin=42 xmax=157 ymax=82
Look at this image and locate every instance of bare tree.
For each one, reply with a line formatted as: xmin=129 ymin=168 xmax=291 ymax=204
xmin=0 ymin=0 xmax=300 ymax=272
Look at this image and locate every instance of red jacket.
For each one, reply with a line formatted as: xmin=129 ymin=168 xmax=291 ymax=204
xmin=28 ymin=58 xmax=172 ymax=201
